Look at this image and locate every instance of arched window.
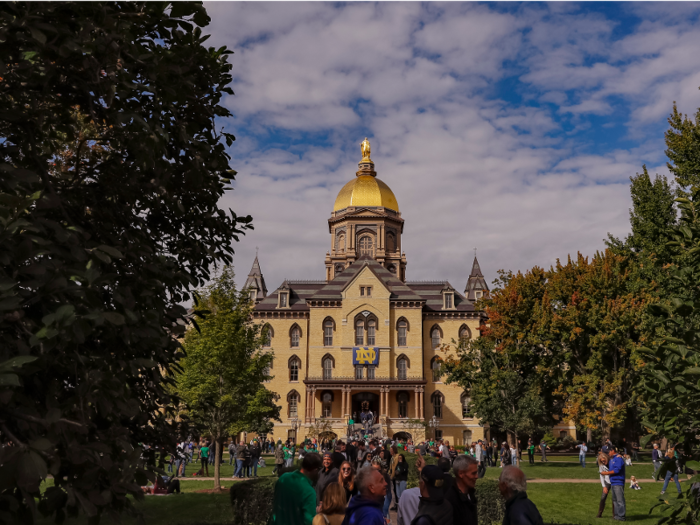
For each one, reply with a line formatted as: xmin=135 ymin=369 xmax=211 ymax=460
xmin=459 ymin=324 xmax=472 ymax=342
xmin=397 ymin=391 xmax=409 ymax=418
xmin=431 ymin=356 xmax=443 ymax=382
xmin=358 ymin=235 xmax=373 ymax=256
xmin=290 ymin=325 xmax=301 ymax=347
xmin=287 ymin=390 xmax=300 ymax=418
xmin=335 ymin=264 xmax=344 ymax=275
xmin=324 ymin=318 xmax=334 ymax=346
xmin=431 ymin=326 xmax=442 ymax=349
xmin=289 ymin=356 xmax=301 ymax=382
xmin=461 ymin=392 xmax=473 ymax=418
xmin=262 ymin=324 xmax=273 ymax=348
xmin=397 ymin=319 xmax=408 ymax=347
xmin=322 ymin=391 xmax=333 ymax=418
xmin=388 ymin=264 xmax=397 ymax=275
xmin=463 ymin=430 xmax=473 ymax=445
xmin=431 ymin=391 xmax=443 ymax=418
xmin=386 ymin=233 xmax=396 ymax=253
xmin=322 ymin=355 xmax=334 ymax=379
xmin=397 ymin=357 xmax=408 ymax=380
xmin=355 ymin=319 xmax=364 ymax=346
xmin=367 ymin=319 xmax=376 ymax=346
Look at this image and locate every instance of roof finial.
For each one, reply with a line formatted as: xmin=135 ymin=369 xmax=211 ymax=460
xmin=474 ymin=247 xmax=477 ymax=258
xmin=256 ymin=246 xmax=259 ymax=257
xmin=360 ymin=137 xmax=372 ymax=163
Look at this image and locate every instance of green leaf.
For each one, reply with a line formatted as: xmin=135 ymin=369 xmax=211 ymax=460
xmin=30 ymin=438 xmax=53 ymax=451
xmin=0 ymin=374 xmax=21 ymax=387
xmin=102 ymin=312 xmax=125 ymax=326
xmin=0 ymin=356 xmax=37 ymax=373
xmin=96 ymin=245 xmax=124 ymax=259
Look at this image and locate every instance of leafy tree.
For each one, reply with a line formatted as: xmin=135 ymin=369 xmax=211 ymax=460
xmin=0 ymin=3 xmax=250 ymax=523
xmin=444 ymin=336 xmax=550 ymax=448
xmin=639 ymin=191 xmax=700 ymax=525
xmin=547 ymin=251 xmax=649 ymax=440
xmin=176 ymin=267 xmax=279 ymax=490
xmin=666 ymin=102 xmax=700 ymax=194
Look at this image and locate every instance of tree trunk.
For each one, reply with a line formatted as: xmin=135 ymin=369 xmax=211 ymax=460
xmin=586 ymin=428 xmax=592 ymax=444
xmin=214 ymin=437 xmax=221 ymax=490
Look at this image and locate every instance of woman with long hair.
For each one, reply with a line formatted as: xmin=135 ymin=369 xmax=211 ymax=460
xmin=394 ymin=453 xmax=409 ymax=504
xmin=661 ymin=446 xmax=683 ymax=495
xmin=312 ymin=482 xmax=347 ymax=525
xmin=338 ymin=461 xmax=357 ymax=504
xmin=597 ymin=453 xmax=611 ymax=518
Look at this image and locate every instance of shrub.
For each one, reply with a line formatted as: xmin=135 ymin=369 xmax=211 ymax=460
xmin=476 ymin=479 xmax=505 ymax=525
xmin=230 ymin=477 xmax=276 ymax=525
xmin=542 ymin=432 xmax=558 ymax=447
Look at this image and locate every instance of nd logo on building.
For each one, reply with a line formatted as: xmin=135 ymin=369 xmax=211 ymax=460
xmin=353 ymin=347 xmax=379 ymax=366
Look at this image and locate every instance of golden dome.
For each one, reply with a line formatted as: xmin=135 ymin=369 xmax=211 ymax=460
xmin=333 ymin=175 xmax=399 ymax=212
xmin=333 ymin=138 xmax=399 ymax=212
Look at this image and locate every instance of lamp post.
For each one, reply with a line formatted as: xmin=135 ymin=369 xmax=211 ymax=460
xmin=429 ymin=415 xmax=440 ymax=441
xmin=290 ymin=417 xmax=300 ymax=444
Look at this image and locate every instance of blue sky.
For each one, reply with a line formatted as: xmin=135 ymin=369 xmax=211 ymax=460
xmin=203 ymin=1 xmax=700 ymax=292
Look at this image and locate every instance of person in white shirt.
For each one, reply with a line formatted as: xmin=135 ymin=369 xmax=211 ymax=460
xmin=509 ymin=445 xmax=518 ymax=466
xmin=596 ymin=453 xmax=612 ymax=518
xmin=576 ymin=442 xmax=588 ymax=468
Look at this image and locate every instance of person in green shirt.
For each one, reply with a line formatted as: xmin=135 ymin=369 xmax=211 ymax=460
xmin=199 ymin=442 xmax=210 ymax=477
xmin=269 ymin=453 xmax=322 ymax=525
xmin=283 ymin=445 xmax=293 ymax=467
xmin=527 ymin=440 xmax=535 ymax=465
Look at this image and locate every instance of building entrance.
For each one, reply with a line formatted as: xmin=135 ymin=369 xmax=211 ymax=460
xmin=351 ymin=392 xmax=379 ymax=420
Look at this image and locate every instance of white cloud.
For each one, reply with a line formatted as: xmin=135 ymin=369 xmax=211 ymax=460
xmin=200 ymin=2 xmax=700 ymax=293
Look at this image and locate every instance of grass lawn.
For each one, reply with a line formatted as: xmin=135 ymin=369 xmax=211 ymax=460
xmin=482 ymin=461 xmax=659 ymax=481
xmin=529 ymin=482 xmax=675 ymax=525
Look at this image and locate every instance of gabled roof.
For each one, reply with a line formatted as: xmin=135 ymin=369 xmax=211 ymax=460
xmin=309 ymin=256 xmax=423 ymax=302
xmin=254 ymin=280 xmax=327 ymax=312
xmin=406 ymin=282 xmax=475 ymax=312
xmin=464 ymin=256 xmax=489 ymax=302
xmin=243 ymin=255 xmax=268 ymax=300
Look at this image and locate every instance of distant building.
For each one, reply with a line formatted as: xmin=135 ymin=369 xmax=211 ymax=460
xmin=246 ymin=140 xmax=574 ymax=444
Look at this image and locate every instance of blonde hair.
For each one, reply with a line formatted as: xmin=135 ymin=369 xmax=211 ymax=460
xmin=666 ymin=448 xmax=675 ymax=459
xmin=338 ymin=461 xmax=354 ymax=491
xmin=320 ymin=482 xmax=347 ymax=515
xmin=598 ymin=454 xmax=608 ymax=466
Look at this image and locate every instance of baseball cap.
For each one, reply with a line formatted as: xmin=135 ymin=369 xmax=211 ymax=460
xmin=420 ymin=465 xmax=447 ymax=501
xmin=601 ymin=445 xmax=611 ymax=453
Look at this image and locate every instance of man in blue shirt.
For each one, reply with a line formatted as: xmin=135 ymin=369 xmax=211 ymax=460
xmin=601 ymin=446 xmax=626 ymax=521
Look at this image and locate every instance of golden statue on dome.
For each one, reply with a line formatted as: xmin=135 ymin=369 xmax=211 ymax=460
xmin=360 ymin=137 xmax=372 ymax=163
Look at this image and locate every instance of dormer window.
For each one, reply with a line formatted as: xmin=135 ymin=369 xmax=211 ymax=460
xmin=475 ymin=291 xmax=483 ymax=299
xmin=441 ymin=286 xmax=455 ymax=310
xmin=278 ymin=291 xmax=289 ymax=308
xmin=249 ymin=289 xmax=257 ymax=303
xmin=444 ymin=293 xmax=453 ymax=309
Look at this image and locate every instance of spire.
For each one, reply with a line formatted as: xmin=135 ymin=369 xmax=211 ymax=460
xmin=243 ymin=254 xmax=268 ymax=302
xmin=464 ymin=255 xmax=488 ymax=302
xmin=469 ymin=255 xmax=483 ymax=278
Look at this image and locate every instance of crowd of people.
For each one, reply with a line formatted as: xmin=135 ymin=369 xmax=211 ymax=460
xmin=267 ymin=436 xmax=545 ymax=525
xmin=156 ymin=433 xmax=693 ymax=525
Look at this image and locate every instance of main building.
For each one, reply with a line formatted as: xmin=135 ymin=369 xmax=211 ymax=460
xmin=246 ymin=139 xmax=492 ymax=445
